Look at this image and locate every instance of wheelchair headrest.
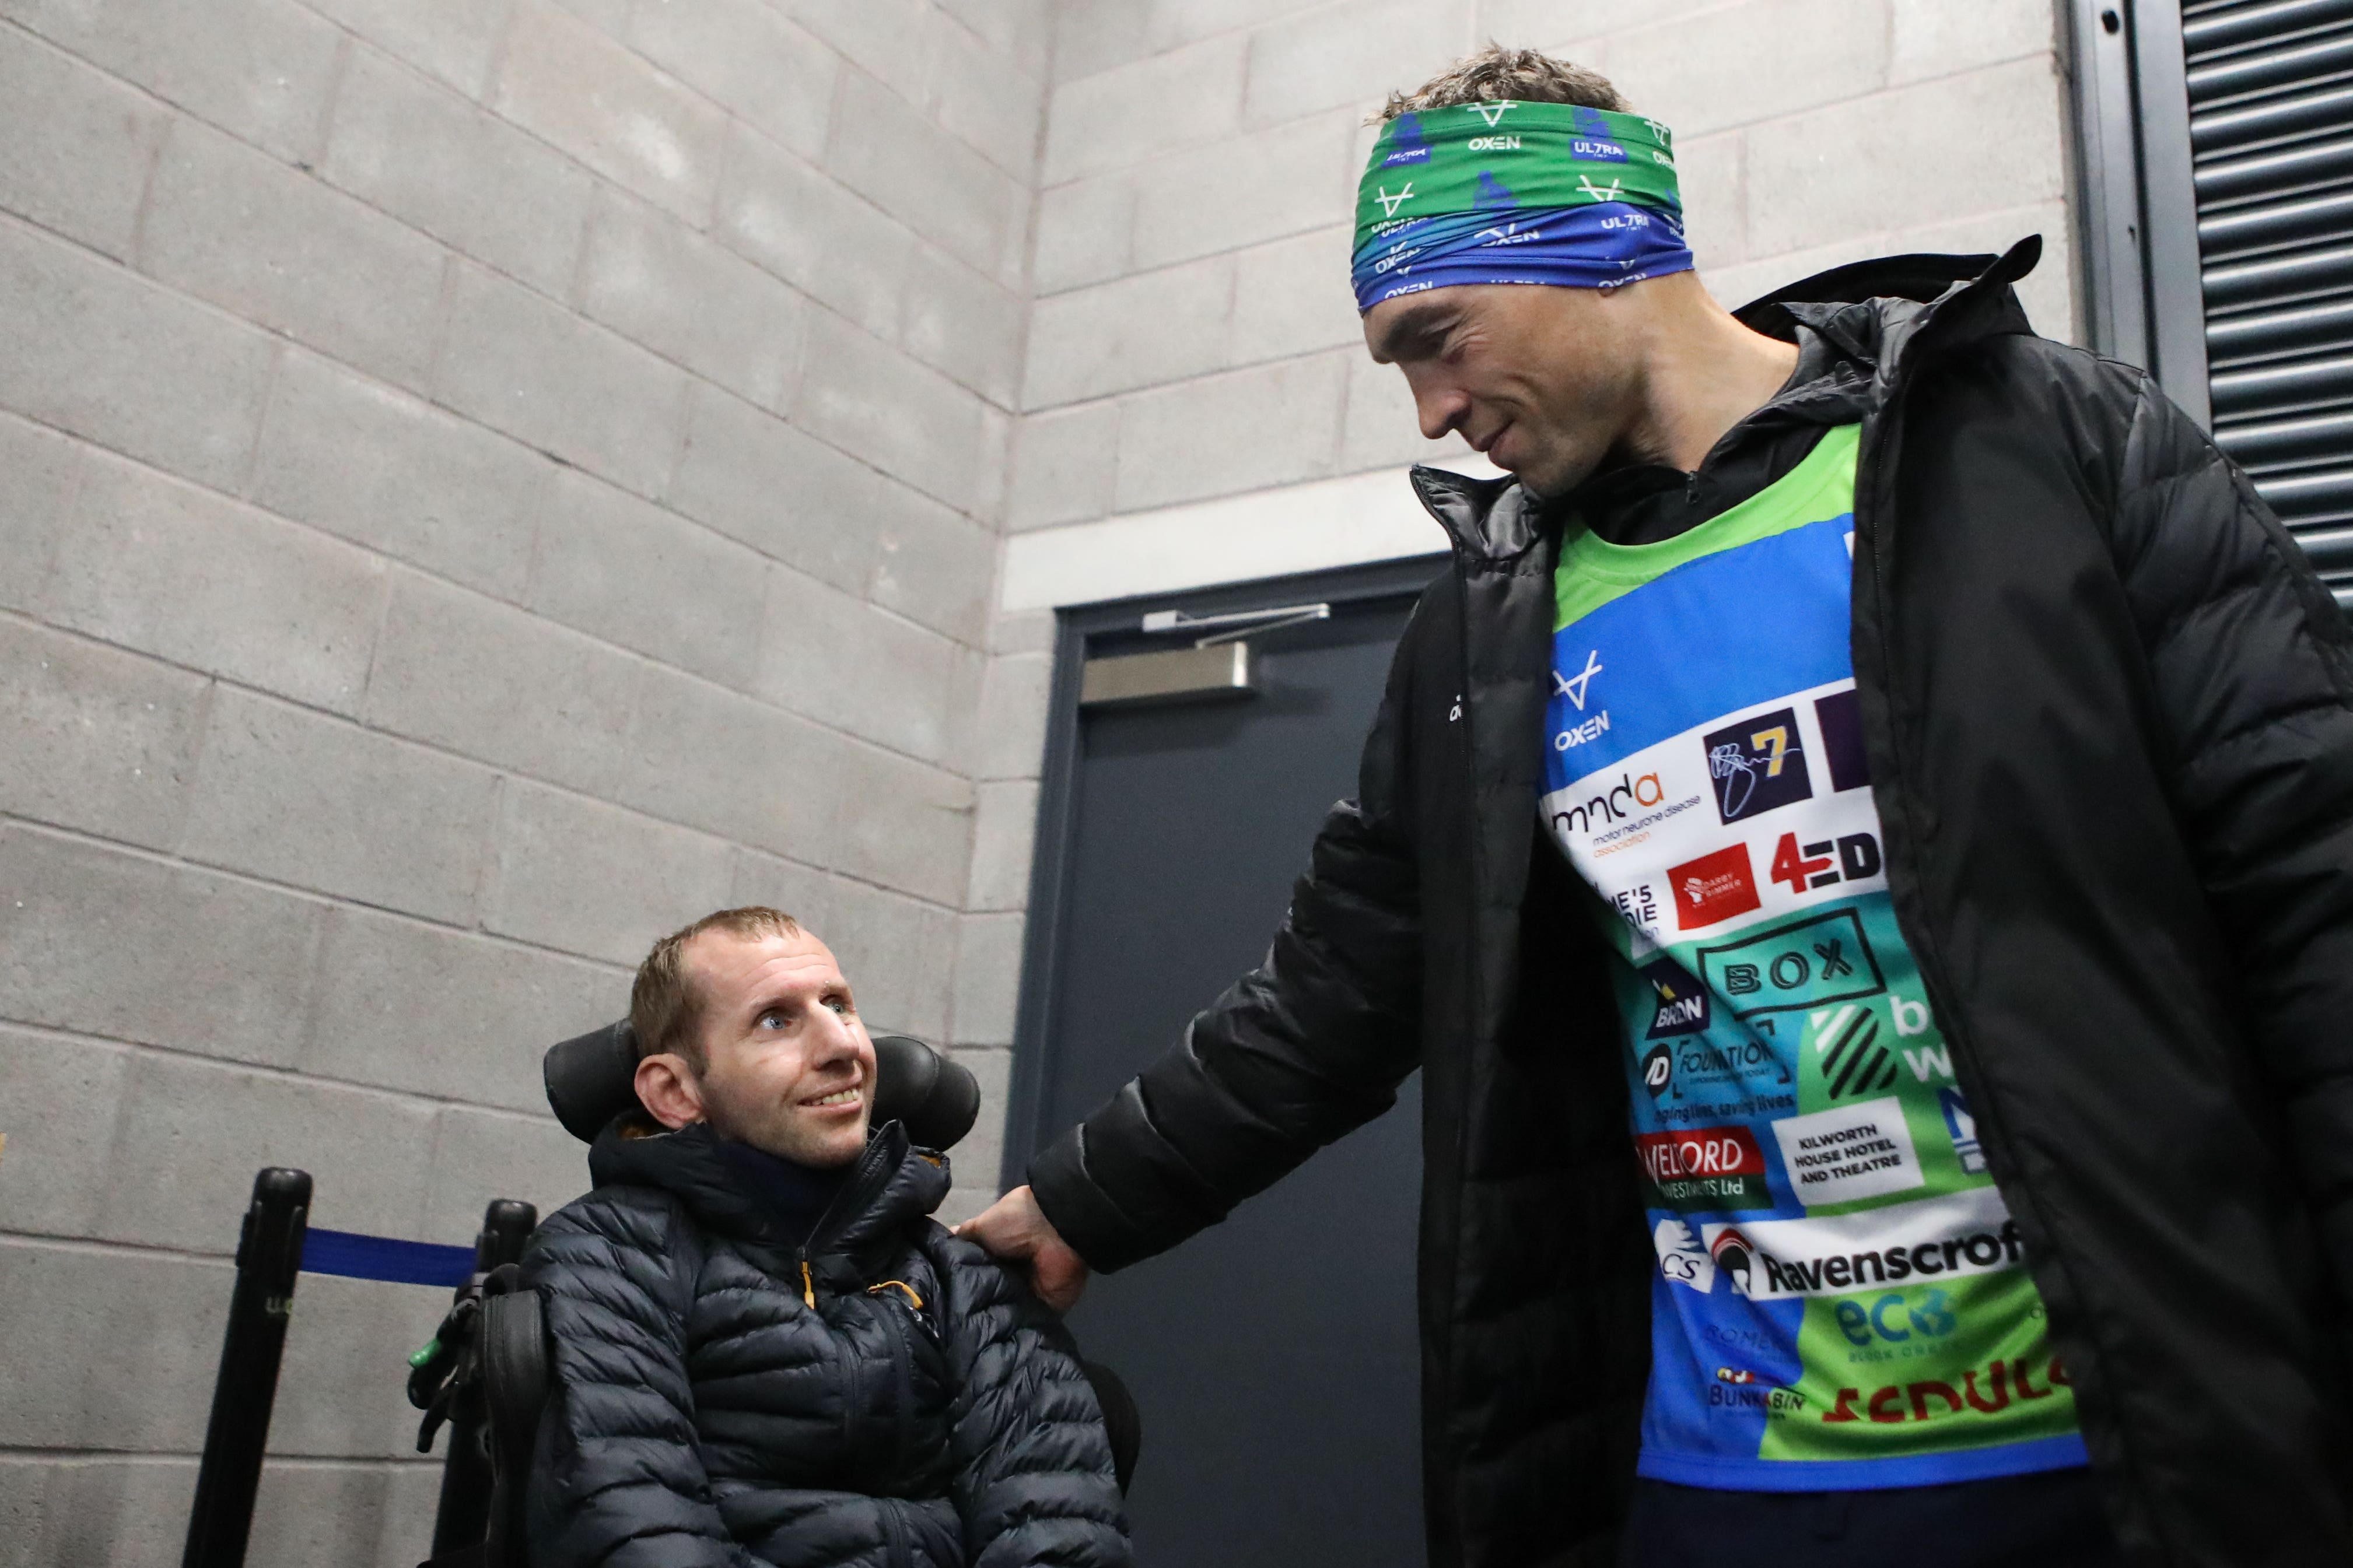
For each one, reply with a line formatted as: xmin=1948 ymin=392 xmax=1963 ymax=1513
xmin=544 ymin=1021 xmax=981 ymax=1152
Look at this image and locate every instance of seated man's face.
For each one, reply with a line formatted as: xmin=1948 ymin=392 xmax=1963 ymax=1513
xmin=641 ymin=926 xmax=876 ymax=1167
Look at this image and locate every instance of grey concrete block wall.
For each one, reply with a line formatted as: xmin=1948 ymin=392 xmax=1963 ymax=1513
xmin=0 ymin=0 xmax=1045 ymax=1559
xmin=0 ymin=0 xmax=2085 ymax=1558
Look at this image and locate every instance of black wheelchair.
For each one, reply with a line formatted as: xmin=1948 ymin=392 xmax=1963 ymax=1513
xmin=180 ymin=1024 xmax=1137 ymax=1568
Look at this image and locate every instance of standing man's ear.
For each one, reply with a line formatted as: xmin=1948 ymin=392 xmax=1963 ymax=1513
xmin=635 ymin=1053 xmax=705 ymax=1129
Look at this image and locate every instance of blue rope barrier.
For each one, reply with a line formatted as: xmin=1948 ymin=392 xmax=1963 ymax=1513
xmin=300 ymin=1227 xmax=476 ymax=1288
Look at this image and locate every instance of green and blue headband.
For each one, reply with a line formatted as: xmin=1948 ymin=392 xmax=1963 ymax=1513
xmin=1351 ymin=101 xmax=1693 ymax=312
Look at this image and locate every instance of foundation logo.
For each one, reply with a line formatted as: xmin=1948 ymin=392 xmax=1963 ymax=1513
xmin=1669 ymin=844 xmax=1761 ymax=930
xmin=1704 ymin=706 xmax=1811 ymax=823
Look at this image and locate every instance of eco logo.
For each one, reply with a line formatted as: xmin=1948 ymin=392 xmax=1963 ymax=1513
xmin=1669 ymin=844 xmax=1761 ymax=930
xmin=1693 ymin=909 xmax=1886 ymax=1020
xmin=1832 ymin=1286 xmax=1958 ymax=1349
xmin=1637 ymin=1125 xmax=1773 ymax=1212
xmin=1704 ymin=706 xmax=1811 ymax=823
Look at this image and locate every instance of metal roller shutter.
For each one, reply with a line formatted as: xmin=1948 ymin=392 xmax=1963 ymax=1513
xmin=2185 ymin=0 xmax=2353 ymax=607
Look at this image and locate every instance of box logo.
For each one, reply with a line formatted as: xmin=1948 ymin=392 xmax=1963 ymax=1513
xmin=1694 ymin=908 xmax=1885 ymax=1020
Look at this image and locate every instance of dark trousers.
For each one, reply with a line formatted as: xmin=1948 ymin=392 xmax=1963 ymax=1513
xmin=1617 ymin=1467 xmax=2123 ymax=1567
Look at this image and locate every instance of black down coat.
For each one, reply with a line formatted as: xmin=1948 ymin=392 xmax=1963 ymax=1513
xmin=1028 ymin=240 xmax=2353 ymax=1568
xmin=521 ymin=1119 xmax=1130 ymax=1568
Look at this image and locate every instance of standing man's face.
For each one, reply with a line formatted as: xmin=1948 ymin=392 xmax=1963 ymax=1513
xmin=635 ymin=927 xmax=876 ymax=1167
xmin=1364 ymin=282 xmax=1643 ymax=499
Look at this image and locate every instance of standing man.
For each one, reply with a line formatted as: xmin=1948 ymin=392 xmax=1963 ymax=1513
xmin=961 ymin=47 xmax=2353 ymax=1568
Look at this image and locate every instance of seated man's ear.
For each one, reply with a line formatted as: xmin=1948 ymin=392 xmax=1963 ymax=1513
xmin=635 ymin=1053 xmax=705 ymax=1130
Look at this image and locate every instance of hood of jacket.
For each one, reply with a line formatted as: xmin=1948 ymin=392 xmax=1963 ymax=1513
xmin=589 ymin=1115 xmax=950 ymax=1271
xmin=1406 ymin=236 xmax=2044 ymax=566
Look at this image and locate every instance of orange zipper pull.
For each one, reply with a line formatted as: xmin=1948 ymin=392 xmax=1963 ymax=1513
xmin=800 ymin=1259 xmax=816 ymax=1309
xmin=866 ymin=1280 xmax=924 ymax=1310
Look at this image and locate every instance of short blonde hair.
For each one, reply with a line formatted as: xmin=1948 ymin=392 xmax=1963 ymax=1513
xmin=631 ymin=907 xmax=804 ymax=1069
xmin=1378 ymin=44 xmax=1627 ymax=124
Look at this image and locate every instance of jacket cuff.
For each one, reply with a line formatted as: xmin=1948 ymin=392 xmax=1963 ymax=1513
xmin=1028 ymin=1127 xmax=1158 ymax=1275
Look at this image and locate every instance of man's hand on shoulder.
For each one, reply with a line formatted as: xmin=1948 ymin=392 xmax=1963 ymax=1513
xmin=953 ymin=1185 xmax=1090 ymax=1314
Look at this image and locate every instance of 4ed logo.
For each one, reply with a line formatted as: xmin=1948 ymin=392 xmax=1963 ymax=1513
xmin=1704 ymin=707 xmax=1811 ymax=823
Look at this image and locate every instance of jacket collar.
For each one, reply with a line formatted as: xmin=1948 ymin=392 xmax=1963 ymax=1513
xmin=1407 ymin=237 xmax=2044 ymax=566
xmin=589 ymin=1115 xmax=950 ymax=1267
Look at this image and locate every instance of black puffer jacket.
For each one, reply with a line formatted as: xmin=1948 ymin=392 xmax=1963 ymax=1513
xmin=523 ymin=1120 xmax=1130 ymax=1568
xmin=1030 ymin=240 xmax=2353 ymax=1567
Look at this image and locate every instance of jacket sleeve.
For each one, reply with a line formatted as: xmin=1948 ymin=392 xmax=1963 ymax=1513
xmin=1026 ymin=595 xmax=1431 ymax=1273
xmin=2109 ymin=370 xmax=2353 ymax=1280
xmin=932 ymin=1233 xmax=1132 ymax=1568
xmin=521 ymin=1196 xmax=758 ymax=1568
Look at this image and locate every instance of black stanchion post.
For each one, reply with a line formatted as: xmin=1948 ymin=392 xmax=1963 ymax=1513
xmin=426 ymin=1199 xmax=540 ymax=1559
xmin=182 ymin=1167 xmax=312 ymax=1568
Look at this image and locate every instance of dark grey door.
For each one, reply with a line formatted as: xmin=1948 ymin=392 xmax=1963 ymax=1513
xmin=1010 ymin=559 xmax=1442 ymax=1568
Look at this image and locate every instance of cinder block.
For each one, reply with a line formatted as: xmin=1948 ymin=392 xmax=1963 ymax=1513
xmin=990 ymin=608 xmax=1057 ymax=657
xmin=0 ymin=826 xmax=325 ymax=1066
xmin=0 ymin=27 xmax=169 ymax=259
xmin=1044 ymin=34 xmax=1245 ymax=185
xmin=817 ymin=877 xmax=955 ymax=1043
xmin=1890 ymin=199 xmax=2076 ymax=345
xmin=923 ymin=17 xmax=1047 ymax=183
xmin=249 ymin=349 xmax=549 ymax=601
xmin=716 ymin=128 xmax=907 ymax=343
xmin=973 ymin=404 xmax=1012 ymax=528
xmin=483 ymin=781 xmax=736 ymax=964
xmin=1675 ymin=131 xmax=1748 ymax=272
xmin=2 ymin=1455 xmax=200 ymax=1568
xmin=827 ymin=71 xmax=1027 ymax=285
xmin=97 ymin=1052 xmax=435 ymax=1256
xmin=950 ymin=911 xmax=1025 ymax=1047
xmin=1113 ymin=349 xmax=1350 ymax=512
xmin=728 ymin=848 xmax=838 ymax=930
xmin=0 ymin=0 xmax=339 ymax=164
xmin=1743 ymin=58 xmax=2067 ymax=259
xmin=943 ymin=641 xmax=988 ymax=781
xmin=1241 ymin=0 xmax=1472 ymax=125
xmin=942 ymin=1044 xmax=1010 ymax=1185
xmin=1023 ymin=254 xmax=1233 ymax=409
xmin=1144 ymin=0 xmax=1328 ymax=53
xmin=375 ymin=1462 xmax=443 ymax=1568
xmin=666 ymin=385 xmax=880 ymax=592
xmin=899 ymin=242 xmax=1025 ymax=408
xmin=245 ymin=1461 xmax=400 ymax=1566
xmin=965 ymin=778 xmax=1037 ymax=913
xmin=423 ymin=1104 xmax=590 ymax=1243
xmin=939 ymin=0 xmax=1051 ymax=66
xmin=867 ymin=482 xmax=995 ymax=646
xmin=1048 ymin=3 xmax=1150 ymax=83
xmin=1889 ymin=0 xmax=2057 ymax=86
xmin=179 ymin=689 xmax=499 ymax=924
xmin=772 ymin=0 xmax=931 ymax=99
xmin=0 ymin=1238 xmax=229 ymax=1450
xmin=1586 ymin=0 xmax=1888 ymax=139
xmin=828 ymin=743 xmax=973 ymax=907
xmin=0 ymin=617 xmax=209 ymax=851
xmin=1475 ymin=0 xmax=1718 ymax=50
xmin=48 ymin=454 xmax=388 ymax=714
xmin=360 ymin=570 xmax=642 ymax=800
xmin=610 ymin=661 xmax=839 ymax=859
xmin=304 ymin=0 xmax=507 ymax=94
xmin=491 ymin=0 xmax=727 ymax=222
xmin=1230 ymin=224 xmax=1361 ymax=366
xmin=1129 ymin=107 xmax=1358 ymax=272
xmin=757 ymin=568 xmax=960 ymax=763
xmin=1031 ymin=173 xmax=1135 ymax=296
xmin=1337 ymin=346 xmax=1472 ymax=475
xmin=528 ymin=468 xmax=766 ymax=689
xmin=320 ymin=46 xmax=596 ymax=299
xmin=139 ymin=117 xmax=450 ymax=395
xmin=0 ymin=1026 xmax=128 ymax=1238
xmin=1006 ymin=401 xmax=1119 ymax=531
xmin=575 ymin=188 xmax=808 ymax=414
xmin=301 ymin=905 xmax=624 ymax=1112
xmin=974 ymin=651 xmax=1051 ymax=781
xmin=267 ymin=1274 xmax=445 ymax=1454
xmin=434 ymin=261 xmax=691 ymax=500
xmin=627 ymin=0 xmax=838 ymax=162
xmin=792 ymin=311 xmax=988 ymax=514
xmin=0 ymin=413 xmax=76 ymax=615
xmin=0 ymin=218 xmax=274 ymax=491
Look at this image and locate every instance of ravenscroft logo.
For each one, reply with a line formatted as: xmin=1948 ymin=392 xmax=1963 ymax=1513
xmin=1701 ymin=1187 xmax=2023 ymax=1300
xmin=1638 ymin=955 xmax=1709 ymax=1039
xmin=1637 ymin=1125 xmax=1773 ymax=1211
xmin=1694 ymin=909 xmax=1885 ymax=1020
xmin=1704 ymin=706 xmax=1811 ymax=823
xmin=1669 ymin=844 xmax=1761 ymax=930
xmin=1768 ymin=1097 xmax=1924 ymax=1207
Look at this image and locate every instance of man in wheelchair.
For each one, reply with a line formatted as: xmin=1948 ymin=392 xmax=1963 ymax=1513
xmin=520 ymin=906 xmax=1132 ymax=1567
